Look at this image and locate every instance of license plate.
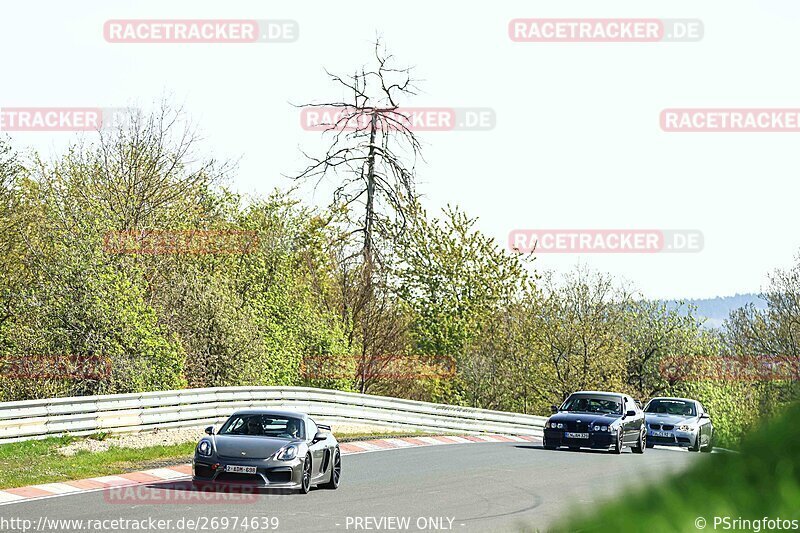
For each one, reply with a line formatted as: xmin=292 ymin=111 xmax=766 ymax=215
xmin=652 ymin=431 xmax=672 ymax=438
xmin=225 ymin=465 xmax=257 ymax=474
xmin=565 ymin=432 xmax=589 ymax=439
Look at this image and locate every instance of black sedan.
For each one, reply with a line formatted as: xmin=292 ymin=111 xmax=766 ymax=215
xmin=192 ymin=409 xmax=341 ymax=493
xmin=543 ymin=391 xmax=646 ymax=454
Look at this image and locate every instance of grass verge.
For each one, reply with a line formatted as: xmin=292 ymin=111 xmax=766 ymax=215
xmin=0 ymin=427 xmax=439 ymax=489
xmin=549 ymin=401 xmax=800 ymax=532
xmin=0 ymin=437 xmax=196 ymax=490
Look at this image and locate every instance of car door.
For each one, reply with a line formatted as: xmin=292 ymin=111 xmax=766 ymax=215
xmin=306 ymin=418 xmax=327 ymax=481
xmin=696 ymin=401 xmax=710 ymax=446
xmin=622 ymin=397 xmax=639 ymax=443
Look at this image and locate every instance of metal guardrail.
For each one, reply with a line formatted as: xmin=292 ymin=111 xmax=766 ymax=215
xmin=0 ymin=387 xmax=546 ymax=443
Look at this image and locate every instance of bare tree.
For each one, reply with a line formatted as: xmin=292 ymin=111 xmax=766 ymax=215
xmin=291 ymin=40 xmax=424 ymax=392
xmin=291 ymin=40 xmax=422 ymax=266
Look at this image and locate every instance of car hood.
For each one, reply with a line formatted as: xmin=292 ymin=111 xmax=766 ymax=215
xmin=645 ymin=413 xmax=698 ymax=426
xmin=211 ymin=435 xmax=300 ymax=459
xmin=549 ymin=412 xmax=621 ymax=425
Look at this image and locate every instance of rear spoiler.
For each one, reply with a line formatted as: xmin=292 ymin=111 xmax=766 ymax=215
xmin=317 ymin=424 xmax=331 ymax=431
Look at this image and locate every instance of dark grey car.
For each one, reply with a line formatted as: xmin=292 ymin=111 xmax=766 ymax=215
xmin=192 ymin=409 xmax=341 ymax=493
xmin=644 ymin=397 xmax=713 ymax=452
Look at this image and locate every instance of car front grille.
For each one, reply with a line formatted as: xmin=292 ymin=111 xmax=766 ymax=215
xmin=565 ymin=422 xmax=589 ymax=432
xmin=194 ymin=463 xmax=214 ymax=478
xmin=650 ymin=424 xmax=676 ymax=430
xmin=265 ymin=469 xmax=292 ymax=483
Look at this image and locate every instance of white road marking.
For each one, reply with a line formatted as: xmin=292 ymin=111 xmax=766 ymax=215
xmin=439 ymin=436 xmax=472 ymax=444
xmin=382 ymin=438 xmax=415 ymax=447
xmin=416 ymin=437 xmax=447 ymax=445
xmin=30 ymin=483 xmax=81 ymax=494
xmin=142 ymin=468 xmax=188 ymax=480
xmin=90 ymin=476 xmax=135 ymax=486
xmin=0 ymin=492 xmax=25 ymax=503
xmin=347 ymin=441 xmax=384 ymax=451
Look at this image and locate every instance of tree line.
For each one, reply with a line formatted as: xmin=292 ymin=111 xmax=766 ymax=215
xmin=0 ymin=45 xmax=797 ymax=446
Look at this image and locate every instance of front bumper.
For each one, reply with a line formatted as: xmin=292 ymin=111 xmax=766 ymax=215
xmin=646 ymin=429 xmax=696 ymax=447
xmin=543 ymin=429 xmax=616 ymax=449
xmin=192 ymin=455 xmax=303 ymax=489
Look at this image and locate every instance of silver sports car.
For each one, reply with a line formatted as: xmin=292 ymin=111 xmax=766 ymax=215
xmin=643 ymin=397 xmax=713 ymax=452
xmin=192 ymin=409 xmax=341 ymax=493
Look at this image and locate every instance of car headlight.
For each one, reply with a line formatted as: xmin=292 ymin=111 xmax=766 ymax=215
xmin=547 ymin=422 xmax=564 ymax=429
xmin=593 ymin=425 xmax=609 ymax=432
xmin=678 ymin=425 xmax=693 ymax=432
xmin=275 ymin=445 xmax=298 ymax=461
xmin=196 ymin=440 xmax=213 ymax=457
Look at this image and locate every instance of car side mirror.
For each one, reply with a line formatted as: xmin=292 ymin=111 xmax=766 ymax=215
xmin=204 ymin=426 xmax=214 ymax=435
xmin=625 ymin=410 xmax=636 ymax=418
xmin=550 ymin=405 xmax=559 ymax=413
xmin=312 ymin=431 xmax=328 ymax=443
xmin=700 ymin=413 xmax=710 ymax=419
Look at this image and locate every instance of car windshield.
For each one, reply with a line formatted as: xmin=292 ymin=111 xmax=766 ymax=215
xmin=645 ymin=399 xmax=696 ymax=416
xmin=561 ymin=395 xmax=622 ymax=414
xmin=218 ymin=414 xmax=305 ymax=439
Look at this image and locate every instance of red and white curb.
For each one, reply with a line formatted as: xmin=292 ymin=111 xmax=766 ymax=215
xmin=0 ymin=434 xmax=540 ymax=506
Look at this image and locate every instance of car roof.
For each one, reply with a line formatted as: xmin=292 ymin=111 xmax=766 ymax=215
xmin=570 ymin=391 xmax=626 ymax=398
xmin=230 ymin=409 xmax=309 ymax=419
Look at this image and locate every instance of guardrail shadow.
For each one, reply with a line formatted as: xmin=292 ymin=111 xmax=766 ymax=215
xmin=514 ymin=444 xmax=618 ymax=454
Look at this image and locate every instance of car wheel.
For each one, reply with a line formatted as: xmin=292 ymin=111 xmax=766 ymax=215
xmin=300 ymin=453 xmax=312 ymax=494
xmin=612 ymin=429 xmax=623 ymax=454
xmin=689 ymin=434 xmax=701 ymax=452
xmin=543 ymin=438 xmax=556 ymax=450
xmin=320 ymin=448 xmax=341 ymax=489
xmin=633 ymin=427 xmax=645 ymax=454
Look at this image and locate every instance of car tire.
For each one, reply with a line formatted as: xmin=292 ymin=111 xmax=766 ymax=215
xmin=543 ymin=438 xmax=556 ymax=450
xmin=320 ymin=448 xmax=341 ymax=489
xmin=300 ymin=453 xmax=312 ymax=494
xmin=700 ymin=434 xmax=713 ymax=453
xmin=612 ymin=430 xmax=623 ymax=454
xmin=689 ymin=435 xmax=701 ymax=452
xmin=632 ymin=427 xmax=645 ymax=454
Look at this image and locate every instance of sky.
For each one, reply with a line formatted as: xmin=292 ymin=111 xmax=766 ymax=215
xmin=2 ymin=0 xmax=799 ymax=299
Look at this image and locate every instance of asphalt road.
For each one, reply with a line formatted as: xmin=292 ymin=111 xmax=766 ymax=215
xmin=5 ymin=443 xmax=707 ymax=533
